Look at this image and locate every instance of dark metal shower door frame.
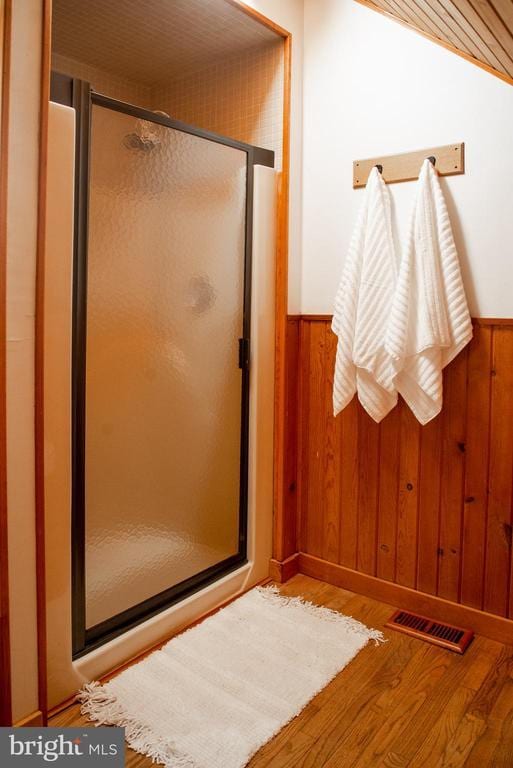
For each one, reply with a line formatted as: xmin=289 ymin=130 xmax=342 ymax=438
xmin=50 ymin=72 xmax=274 ymax=658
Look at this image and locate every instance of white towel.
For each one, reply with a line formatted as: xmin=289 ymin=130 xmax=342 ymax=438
xmin=332 ymin=167 xmax=398 ymax=422
xmin=385 ymin=158 xmax=472 ymax=424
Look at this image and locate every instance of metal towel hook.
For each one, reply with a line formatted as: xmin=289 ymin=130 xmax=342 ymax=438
xmin=427 ymin=156 xmax=436 ymax=166
xmin=375 ymin=164 xmax=383 ymax=174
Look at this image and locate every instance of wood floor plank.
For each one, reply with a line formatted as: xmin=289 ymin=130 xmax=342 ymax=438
xmin=49 ymin=575 xmax=513 ymax=768
xmin=323 ymin=644 xmax=450 ymax=767
xmin=298 ymin=636 xmax=417 ymax=766
xmin=247 ymin=729 xmax=314 ymax=768
xmin=464 ymin=673 xmax=513 ymax=766
xmin=366 ymin=640 xmax=500 ymax=767
xmin=490 ymin=725 xmax=513 ymax=768
xmin=388 ymin=637 xmax=503 ymax=767
xmin=335 ymin=644 xmax=454 ymax=767
xmin=439 ymin=661 xmax=513 ymax=768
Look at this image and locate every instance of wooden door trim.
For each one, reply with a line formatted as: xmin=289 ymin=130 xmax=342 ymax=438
xmin=273 ymin=35 xmax=291 ymax=561
xmin=35 ymin=0 xmax=52 ymax=725
xmin=0 ymin=0 xmax=12 ymax=728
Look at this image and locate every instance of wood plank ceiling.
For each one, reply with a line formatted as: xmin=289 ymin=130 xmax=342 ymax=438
xmin=355 ymin=0 xmax=513 ymax=85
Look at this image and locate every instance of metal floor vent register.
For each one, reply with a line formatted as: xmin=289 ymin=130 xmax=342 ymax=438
xmin=385 ymin=610 xmax=474 ymax=653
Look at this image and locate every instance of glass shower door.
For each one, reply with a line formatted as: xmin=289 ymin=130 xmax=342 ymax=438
xmin=75 ymin=96 xmax=255 ymax=651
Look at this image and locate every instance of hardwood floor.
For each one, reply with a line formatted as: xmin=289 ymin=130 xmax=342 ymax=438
xmin=50 ymin=574 xmax=513 ymax=767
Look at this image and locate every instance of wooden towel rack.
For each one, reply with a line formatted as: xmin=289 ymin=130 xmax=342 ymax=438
xmin=353 ymin=142 xmax=465 ymax=188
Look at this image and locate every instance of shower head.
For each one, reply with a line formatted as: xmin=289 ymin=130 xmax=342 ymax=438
xmin=123 ymin=128 xmax=158 ymax=152
xmin=123 ymin=111 xmax=170 ymax=153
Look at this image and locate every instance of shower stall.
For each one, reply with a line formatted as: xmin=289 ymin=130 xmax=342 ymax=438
xmin=50 ymin=73 xmax=274 ymax=659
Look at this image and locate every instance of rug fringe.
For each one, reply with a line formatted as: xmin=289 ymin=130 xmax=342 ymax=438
xmin=79 ymin=587 xmax=384 ymax=768
xmin=256 ymin=585 xmax=385 ymax=645
xmin=78 ymin=683 xmax=199 ymax=768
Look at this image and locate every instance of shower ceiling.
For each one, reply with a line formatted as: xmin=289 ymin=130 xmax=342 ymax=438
xmin=52 ymin=0 xmax=281 ymax=87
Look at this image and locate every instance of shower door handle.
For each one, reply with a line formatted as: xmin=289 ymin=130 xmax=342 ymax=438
xmin=238 ymin=337 xmax=250 ymax=370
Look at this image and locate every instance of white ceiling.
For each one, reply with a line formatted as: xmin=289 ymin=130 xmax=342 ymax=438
xmin=52 ymin=0 xmax=281 ymax=87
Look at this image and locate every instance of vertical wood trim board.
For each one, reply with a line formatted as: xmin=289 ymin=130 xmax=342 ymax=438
xmin=281 ymin=316 xmax=299 ymax=559
xmin=272 ymin=32 xmax=292 ymax=562
xmin=226 ymin=2 xmax=293 ymax=565
xmin=287 ymin=316 xmax=513 ymax=622
xmin=0 ymin=0 xmax=12 ymax=728
xmin=34 ymin=0 xmax=52 ymax=724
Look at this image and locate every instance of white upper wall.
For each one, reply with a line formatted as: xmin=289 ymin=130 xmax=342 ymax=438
xmin=242 ymin=0 xmax=304 ymax=313
xmin=302 ymin=0 xmax=513 ymax=317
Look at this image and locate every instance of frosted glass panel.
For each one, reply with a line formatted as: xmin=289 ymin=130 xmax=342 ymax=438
xmin=85 ymin=105 xmax=247 ymax=628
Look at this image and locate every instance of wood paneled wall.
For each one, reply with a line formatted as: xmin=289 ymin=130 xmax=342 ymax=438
xmin=284 ymin=315 xmax=513 ymax=622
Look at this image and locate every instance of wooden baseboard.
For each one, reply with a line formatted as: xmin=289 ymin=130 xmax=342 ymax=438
xmin=47 ymin=695 xmax=79 ymax=720
xmin=298 ymin=553 xmax=513 ymax=645
xmin=269 ymin=553 xmax=300 ymax=583
xmin=14 ymin=710 xmax=44 ymax=727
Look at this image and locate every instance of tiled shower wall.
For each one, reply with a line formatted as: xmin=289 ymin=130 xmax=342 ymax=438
xmin=52 ymin=40 xmax=284 ymax=168
xmin=152 ymin=42 xmax=284 ymax=168
xmin=52 ymin=53 xmax=153 ymax=107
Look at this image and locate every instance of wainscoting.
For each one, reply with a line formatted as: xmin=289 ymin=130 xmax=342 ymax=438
xmin=275 ymin=315 xmax=513 ymax=641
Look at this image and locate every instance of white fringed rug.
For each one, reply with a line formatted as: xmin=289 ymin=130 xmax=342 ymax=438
xmin=79 ymin=586 xmax=384 ymax=768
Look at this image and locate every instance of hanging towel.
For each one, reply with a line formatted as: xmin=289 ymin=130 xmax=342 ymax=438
xmin=385 ymin=158 xmax=472 ymax=424
xmin=332 ymin=167 xmax=398 ymax=422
